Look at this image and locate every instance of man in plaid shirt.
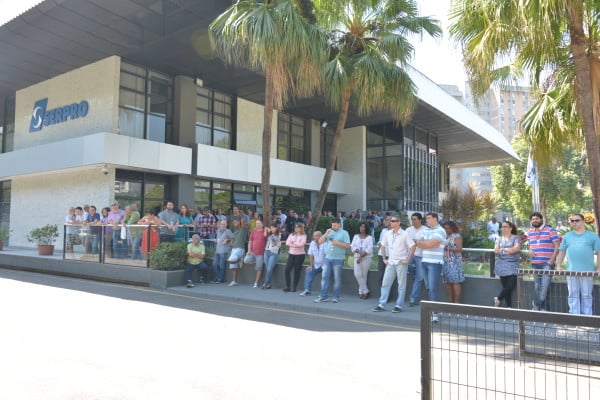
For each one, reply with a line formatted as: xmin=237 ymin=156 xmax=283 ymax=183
xmin=194 ymin=208 xmax=217 ymax=240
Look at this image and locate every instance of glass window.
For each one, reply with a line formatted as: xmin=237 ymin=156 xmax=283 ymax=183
xmin=195 ymin=87 xmax=234 ymax=149
xmin=115 ymin=170 xmax=169 ymax=214
xmin=118 ymin=62 xmax=173 ymax=143
xmin=321 ymin=126 xmax=336 ymax=168
xmin=1 ymin=97 xmax=15 ymax=153
xmin=277 ymin=112 xmax=307 ymax=164
xmin=0 ymin=180 xmax=11 ymax=241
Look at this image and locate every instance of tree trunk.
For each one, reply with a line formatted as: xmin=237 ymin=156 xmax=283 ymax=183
xmin=262 ymin=68 xmax=274 ymax=225
xmin=308 ymin=88 xmax=352 ymax=234
xmin=568 ymin=4 xmax=600 ymax=233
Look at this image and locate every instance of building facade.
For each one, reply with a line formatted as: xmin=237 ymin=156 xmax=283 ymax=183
xmin=0 ymin=1 xmax=517 ymax=248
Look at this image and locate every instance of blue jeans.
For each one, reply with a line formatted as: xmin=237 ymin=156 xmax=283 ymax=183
xmin=319 ymin=258 xmax=344 ymax=300
xmin=263 ymin=250 xmax=279 ymax=286
xmin=378 ymin=262 xmax=408 ymax=308
xmin=567 ymin=275 xmax=594 ymax=315
xmin=304 ymin=266 xmax=322 ymax=293
xmin=409 ymin=256 xmax=425 ymax=303
xmin=112 ymin=230 xmax=126 ymax=259
xmin=422 ymin=262 xmax=442 ymax=302
xmin=212 ymin=252 xmax=227 ymax=282
xmin=185 ymin=262 xmax=208 ymax=283
xmin=532 ymin=263 xmax=552 ymax=310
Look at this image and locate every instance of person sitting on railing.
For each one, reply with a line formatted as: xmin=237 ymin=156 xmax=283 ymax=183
xmin=555 ymin=213 xmax=600 ymax=315
xmin=493 ymin=221 xmax=522 ymax=308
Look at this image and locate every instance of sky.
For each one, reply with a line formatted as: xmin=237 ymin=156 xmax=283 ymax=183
xmin=411 ymin=0 xmax=467 ymax=90
xmin=0 ymin=0 xmax=467 ymax=89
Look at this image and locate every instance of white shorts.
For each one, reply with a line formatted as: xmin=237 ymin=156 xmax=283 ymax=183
xmin=228 ymin=248 xmax=245 ymax=268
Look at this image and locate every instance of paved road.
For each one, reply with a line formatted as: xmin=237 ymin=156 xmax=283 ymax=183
xmin=0 ymin=269 xmax=422 ymax=399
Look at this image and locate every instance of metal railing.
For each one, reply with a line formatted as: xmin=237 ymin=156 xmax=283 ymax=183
xmin=421 ymin=301 xmax=600 ymax=399
xmin=517 ymin=269 xmax=600 ymax=315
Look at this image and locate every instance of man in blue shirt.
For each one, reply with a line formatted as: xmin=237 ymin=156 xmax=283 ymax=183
xmin=556 ymin=213 xmax=600 ymax=315
xmin=314 ymin=218 xmax=350 ymax=303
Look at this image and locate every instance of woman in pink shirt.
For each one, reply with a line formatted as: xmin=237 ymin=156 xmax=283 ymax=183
xmin=283 ymin=223 xmax=307 ymax=292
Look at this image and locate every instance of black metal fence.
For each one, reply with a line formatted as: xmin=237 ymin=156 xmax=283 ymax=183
xmin=421 ymin=301 xmax=600 ymax=399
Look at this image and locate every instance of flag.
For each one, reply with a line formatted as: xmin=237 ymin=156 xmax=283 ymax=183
xmin=525 ymin=154 xmax=537 ymax=186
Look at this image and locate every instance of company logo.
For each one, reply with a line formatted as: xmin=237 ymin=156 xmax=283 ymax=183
xmin=29 ymin=98 xmax=89 ymax=132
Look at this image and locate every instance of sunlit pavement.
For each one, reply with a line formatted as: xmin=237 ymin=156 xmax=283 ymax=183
xmin=0 ymin=269 xmax=421 ymax=400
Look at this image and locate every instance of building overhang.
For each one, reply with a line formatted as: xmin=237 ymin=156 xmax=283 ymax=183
xmin=0 ymin=0 xmax=518 ymax=168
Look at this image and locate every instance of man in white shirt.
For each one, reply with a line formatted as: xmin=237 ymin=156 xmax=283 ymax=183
xmin=372 ymin=216 xmax=416 ymax=313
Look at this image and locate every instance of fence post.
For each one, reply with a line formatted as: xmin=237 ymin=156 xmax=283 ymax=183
xmin=489 ymin=251 xmax=495 ymax=277
xmin=420 ymin=302 xmax=432 ymax=400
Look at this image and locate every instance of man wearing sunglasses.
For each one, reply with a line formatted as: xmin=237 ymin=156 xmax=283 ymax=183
xmin=527 ymin=212 xmax=560 ymax=311
xmin=555 ymin=214 xmax=600 ymax=315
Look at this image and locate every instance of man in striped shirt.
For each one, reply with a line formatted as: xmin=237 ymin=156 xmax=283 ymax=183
xmin=415 ymin=212 xmax=447 ymax=322
xmin=527 ymin=212 xmax=560 ymax=311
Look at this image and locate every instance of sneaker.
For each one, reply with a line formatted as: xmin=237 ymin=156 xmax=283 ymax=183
xmin=392 ymin=306 xmax=403 ymax=313
xmin=372 ymin=305 xmax=385 ymax=312
xmin=409 ymin=301 xmax=419 ymax=307
xmin=252 ymin=282 xmax=258 ymax=288
xmin=299 ymin=290 xmax=310 ymax=296
xmin=186 ymin=280 xmax=194 ymax=288
xmin=332 ymin=298 xmax=339 ymax=303
xmin=431 ymin=313 xmax=440 ymax=323
xmin=210 ymin=280 xmax=220 ymax=284
xmin=531 ymin=300 xmax=540 ymax=311
xmin=228 ymin=281 xmax=238 ymax=287
xmin=313 ymin=297 xmax=329 ymax=303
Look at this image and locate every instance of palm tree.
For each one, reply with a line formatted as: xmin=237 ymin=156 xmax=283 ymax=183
xmin=449 ymin=0 xmax=600 ymax=231
xmin=307 ymin=0 xmax=441 ymax=233
xmin=209 ymin=0 xmax=325 ymax=224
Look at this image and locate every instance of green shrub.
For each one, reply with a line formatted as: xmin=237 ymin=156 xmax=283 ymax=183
xmin=149 ymin=242 xmax=187 ymax=270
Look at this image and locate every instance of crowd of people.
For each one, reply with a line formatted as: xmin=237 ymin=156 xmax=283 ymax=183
xmin=64 ymin=203 xmax=600 ymax=317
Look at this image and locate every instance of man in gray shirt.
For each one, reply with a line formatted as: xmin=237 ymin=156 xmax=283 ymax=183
xmin=158 ymin=201 xmax=179 ymax=243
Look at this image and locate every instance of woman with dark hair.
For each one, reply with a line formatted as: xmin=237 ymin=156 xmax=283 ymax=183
xmin=175 ymin=204 xmax=194 ymax=242
xmin=262 ymin=224 xmax=282 ymax=289
xmin=351 ymin=222 xmax=374 ymax=299
xmin=283 ymin=222 xmax=307 ymax=292
xmin=442 ymin=220 xmax=465 ymax=303
xmin=493 ymin=221 xmax=522 ymax=307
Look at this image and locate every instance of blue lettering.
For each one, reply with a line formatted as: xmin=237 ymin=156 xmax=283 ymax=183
xmin=78 ymin=101 xmax=89 ymax=117
xmin=69 ymin=104 xmax=78 ymax=119
xmin=29 ymin=98 xmax=90 ymax=132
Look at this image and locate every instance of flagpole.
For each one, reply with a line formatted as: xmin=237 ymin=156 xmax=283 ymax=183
xmin=526 ymin=152 xmax=540 ymax=212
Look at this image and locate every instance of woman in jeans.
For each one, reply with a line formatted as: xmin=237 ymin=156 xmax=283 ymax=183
xmin=283 ymin=223 xmax=307 ymax=292
xmin=493 ymin=221 xmax=522 ymax=307
xmin=262 ymin=225 xmax=282 ymax=289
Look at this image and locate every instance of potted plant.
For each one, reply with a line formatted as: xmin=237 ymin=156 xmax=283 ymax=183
xmin=27 ymin=224 xmax=59 ymax=256
xmin=0 ymin=228 xmax=10 ymax=251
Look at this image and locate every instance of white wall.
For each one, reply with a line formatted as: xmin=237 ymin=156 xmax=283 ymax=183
xmin=336 ymin=125 xmax=366 ymax=211
xmin=236 ymin=98 xmax=278 ymax=157
xmin=9 ymin=168 xmax=115 ymax=249
xmin=14 ymin=56 xmax=120 ymax=149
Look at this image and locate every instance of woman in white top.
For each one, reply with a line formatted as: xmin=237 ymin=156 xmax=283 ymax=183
xmin=351 ymin=222 xmax=374 ymax=299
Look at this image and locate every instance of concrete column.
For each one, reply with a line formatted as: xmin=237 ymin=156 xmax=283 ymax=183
xmin=173 ymin=76 xmax=196 ymax=148
xmin=336 ymin=125 xmax=366 ymax=212
xmin=171 ymin=175 xmax=196 ymax=209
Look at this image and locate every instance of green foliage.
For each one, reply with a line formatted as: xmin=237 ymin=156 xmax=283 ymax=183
xmin=27 ymin=224 xmax=59 ymax=245
xmin=149 ymin=242 xmax=188 ymax=271
xmin=0 ymin=228 xmax=10 ymax=242
xmin=491 ymin=135 xmax=592 ymax=222
xmin=440 ymin=185 xmax=496 ymax=231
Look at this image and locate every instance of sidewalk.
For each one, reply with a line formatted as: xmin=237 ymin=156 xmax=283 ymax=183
xmin=167 ymin=280 xmax=423 ymax=329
